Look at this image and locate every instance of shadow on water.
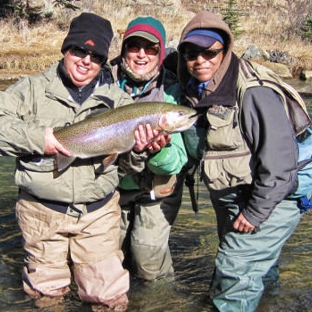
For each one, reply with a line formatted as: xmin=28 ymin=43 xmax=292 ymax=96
xmin=0 ymin=79 xmax=312 ymax=311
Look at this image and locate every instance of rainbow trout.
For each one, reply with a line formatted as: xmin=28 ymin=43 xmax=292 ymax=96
xmin=54 ymin=102 xmax=198 ymax=172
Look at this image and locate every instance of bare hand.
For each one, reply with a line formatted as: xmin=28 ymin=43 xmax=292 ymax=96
xmin=133 ymin=124 xmax=171 ymax=153
xmin=233 ymin=213 xmax=255 ymax=233
xmin=44 ymin=127 xmax=71 ymax=156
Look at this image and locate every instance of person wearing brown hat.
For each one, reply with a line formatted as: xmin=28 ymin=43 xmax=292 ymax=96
xmin=110 ymin=16 xmax=187 ymax=282
xmin=0 ymin=12 xmax=165 ymax=311
xmin=177 ymin=11 xmax=301 ymax=312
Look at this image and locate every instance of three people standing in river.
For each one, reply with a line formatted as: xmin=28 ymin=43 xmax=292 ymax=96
xmin=0 ymin=9 xmax=306 ymax=312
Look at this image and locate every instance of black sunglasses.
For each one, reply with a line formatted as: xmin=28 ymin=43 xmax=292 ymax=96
xmin=69 ymin=46 xmax=106 ymax=64
xmin=125 ymin=41 xmax=160 ymax=56
xmin=181 ymin=48 xmax=223 ymax=61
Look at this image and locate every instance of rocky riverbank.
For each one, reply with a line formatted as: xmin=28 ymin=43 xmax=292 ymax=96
xmin=240 ymin=45 xmax=312 ymax=95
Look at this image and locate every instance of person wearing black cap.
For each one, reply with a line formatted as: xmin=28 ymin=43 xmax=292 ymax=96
xmin=110 ymin=17 xmax=187 ymax=281
xmin=0 ymin=12 xmax=163 ymax=311
xmin=177 ymin=11 xmax=301 ymax=312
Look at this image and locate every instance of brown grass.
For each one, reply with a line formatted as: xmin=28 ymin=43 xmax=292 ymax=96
xmin=0 ymin=0 xmax=311 ymax=77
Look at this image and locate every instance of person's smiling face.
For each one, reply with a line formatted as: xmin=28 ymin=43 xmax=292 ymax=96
xmin=64 ymin=47 xmax=103 ymax=88
xmin=124 ymin=37 xmax=160 ymax=76
xmin=183 ymin=41 xmax=224 ymax=82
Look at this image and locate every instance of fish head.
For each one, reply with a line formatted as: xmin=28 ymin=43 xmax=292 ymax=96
xmin=158 ymin=106 xmax=198 ymax=133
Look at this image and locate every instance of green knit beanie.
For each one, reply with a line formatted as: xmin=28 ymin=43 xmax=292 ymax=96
xmin=123 ymin=16 xmax=166 ymax=65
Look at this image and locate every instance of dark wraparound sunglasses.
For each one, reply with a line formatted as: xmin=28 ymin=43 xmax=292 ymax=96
xmin=69 ymin=46 xmax=106 ymax=64
xmin=181 ymin=48 xmax=223 ymax=61
xmin=125 ymin=42 xmax=160 ymax=56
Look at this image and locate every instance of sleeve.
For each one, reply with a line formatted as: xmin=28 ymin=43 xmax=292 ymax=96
xmin=110 ymin=85 xmax=134 ymax=108
xmin=240 ymin=86 xmax=298 ymax=227
xmin=0 ymin=78 xmax=46 ymax=157
xmin=147 ymin=132 xmax=187 ymax=174
xmin=117 ymin=150 xmax=149 ymax=178
xmin=147 ymin=81 xmax=187 ymax=175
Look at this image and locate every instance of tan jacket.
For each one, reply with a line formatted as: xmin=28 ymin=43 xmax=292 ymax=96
xmin=0 ymin=62 xmax=133 ymax=203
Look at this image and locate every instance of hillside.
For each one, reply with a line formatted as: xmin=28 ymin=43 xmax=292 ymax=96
xmin=0 ymin=0 xmax=311 ymax=78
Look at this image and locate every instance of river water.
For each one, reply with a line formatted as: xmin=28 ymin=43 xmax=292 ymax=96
xmin=0 ymin=79 xmax=312 ymax=311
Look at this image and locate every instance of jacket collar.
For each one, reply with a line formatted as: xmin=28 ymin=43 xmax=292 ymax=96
xmin=197 ymin=53 xmax=239 ymax=108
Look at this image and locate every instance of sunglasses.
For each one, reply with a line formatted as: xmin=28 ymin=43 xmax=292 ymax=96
xmin=181 ymin=48 xmax=223 ymax=61
xmin=69 ymin=46 xmax=106 ymax=64
xmin=125 ymin=42 xmax=160 ymax=56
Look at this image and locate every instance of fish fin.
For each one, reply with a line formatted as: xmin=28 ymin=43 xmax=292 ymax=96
xmin=94 ymin=154 xmax=118 ymax=174
xmin=55 ymin=154 xmax=76 ymax=172
xmin=53 ymin=167 xmax=62 ymax=179
xmin=103 ymin=154 xmax=118 ymax=169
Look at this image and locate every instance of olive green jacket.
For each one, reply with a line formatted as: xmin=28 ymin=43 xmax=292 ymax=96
xmin=0 ymin=61 xmax=133 ymax=203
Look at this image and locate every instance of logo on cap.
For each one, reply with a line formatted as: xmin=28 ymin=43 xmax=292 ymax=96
xmin=84 ymin=39 xmax=95 ymax=47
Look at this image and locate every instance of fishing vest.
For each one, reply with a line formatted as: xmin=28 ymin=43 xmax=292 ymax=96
xmin=202 ymin=58 xmax=312 ymax=193
xmin=201 ymin=101 xmax=252 ymax=191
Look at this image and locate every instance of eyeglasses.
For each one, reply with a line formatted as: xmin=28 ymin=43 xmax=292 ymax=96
xmin=125 ymin=42 xmax=160 ymax=56
xmin=69 ymin=46 xmax=106 ymax=64
xmin=181 ymin=48 xmax=223 ymax=61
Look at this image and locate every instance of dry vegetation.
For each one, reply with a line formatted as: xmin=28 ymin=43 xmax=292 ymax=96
xmin=0 ymin=0 xmax=312 ymax=79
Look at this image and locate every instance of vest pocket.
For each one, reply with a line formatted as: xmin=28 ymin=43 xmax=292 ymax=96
xmin=202 ymin=151 xmax=252 ymax=190
xmin=206 ymin=106 xmax=241 ymax=150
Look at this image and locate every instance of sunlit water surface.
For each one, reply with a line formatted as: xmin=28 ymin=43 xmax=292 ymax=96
xmin=0 ymin=79 xmax=312 ymax=312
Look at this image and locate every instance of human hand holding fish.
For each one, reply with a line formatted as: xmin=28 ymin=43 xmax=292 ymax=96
xmin=133 ymin=124 xmax=171 ymax=154
xmin=44 ymin=127 xmax=71 ymax=156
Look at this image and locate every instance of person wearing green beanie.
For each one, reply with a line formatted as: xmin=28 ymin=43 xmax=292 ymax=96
xmin=121 ymin=16 xmax=166 ymax=68
xmin=111 ymin=16 xmax=187 ymax=281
